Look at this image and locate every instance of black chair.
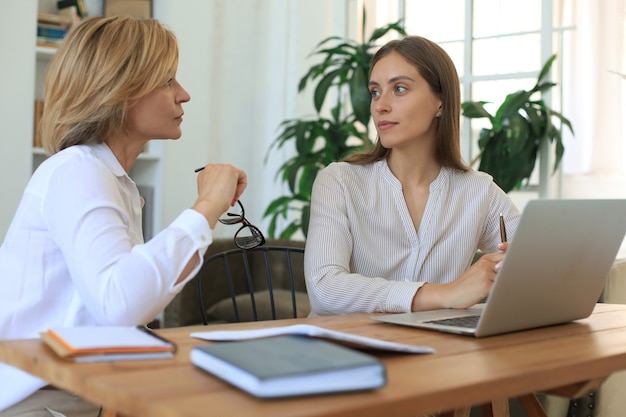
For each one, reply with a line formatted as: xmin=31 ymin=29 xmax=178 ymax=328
xmin=194 ymin=245 xmax=307 ymax=324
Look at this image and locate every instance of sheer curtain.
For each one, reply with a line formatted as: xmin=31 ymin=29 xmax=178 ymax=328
xmin=561 ymin=0 xmax=625 ymax=177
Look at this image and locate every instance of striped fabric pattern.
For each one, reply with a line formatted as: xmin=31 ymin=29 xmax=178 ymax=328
xmin=304 ymin=160 xmax=521 ymax=316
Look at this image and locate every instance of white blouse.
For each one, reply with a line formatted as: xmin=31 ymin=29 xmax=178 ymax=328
xmin=304 ymin=160 xmax=521 ymax=316
xmin=0 ymin=143 xmax=212 ymax=410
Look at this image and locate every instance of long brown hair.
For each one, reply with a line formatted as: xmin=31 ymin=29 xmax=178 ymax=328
xmin=344 ymin=35 xmax=468 ymax=171
xmin=41 ymin=16 xmax=179 ymax=155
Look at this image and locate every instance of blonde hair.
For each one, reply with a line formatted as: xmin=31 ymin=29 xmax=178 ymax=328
xmin=344 ymin=36 xmax=468 ymax=171
xmin=41 ymin=15 xmax=179 ymax=155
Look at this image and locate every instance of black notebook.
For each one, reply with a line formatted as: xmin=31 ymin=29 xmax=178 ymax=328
xmin=190 ymin=335 xmax=386 ymax=398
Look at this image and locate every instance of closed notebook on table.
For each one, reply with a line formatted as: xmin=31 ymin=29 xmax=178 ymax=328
xmin=41 ymin=326 xmax=176 ymax=362
xmin=190 ymin=335 xmax=386 ymax=398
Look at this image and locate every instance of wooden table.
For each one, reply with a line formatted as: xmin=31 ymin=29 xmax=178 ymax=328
xmin=3 ymin=304 xmax=626 ymax=417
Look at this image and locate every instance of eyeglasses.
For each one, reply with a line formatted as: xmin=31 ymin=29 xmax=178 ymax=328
xmin=219 ymin=201 xmax=266 ymax=250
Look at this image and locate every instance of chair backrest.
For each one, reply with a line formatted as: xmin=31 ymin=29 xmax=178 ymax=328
xmin=195 ymin=245 xmax=307 ymax=324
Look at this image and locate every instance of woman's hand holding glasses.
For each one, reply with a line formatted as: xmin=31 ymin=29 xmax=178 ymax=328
xmin=193 ymin=164 xmax=248 ymax=228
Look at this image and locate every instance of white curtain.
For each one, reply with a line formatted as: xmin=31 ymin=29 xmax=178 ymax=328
xmin=561 ymin=0 xmax=625 ymax=176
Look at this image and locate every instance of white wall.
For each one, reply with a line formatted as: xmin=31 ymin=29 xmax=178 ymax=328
xmin=0 ymin=1 xmax=37 ymax=239
xmin=154 ymin=0 xmax=352 ymax=238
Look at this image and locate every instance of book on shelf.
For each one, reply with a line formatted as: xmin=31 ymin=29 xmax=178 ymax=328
xmin=37 ymin=12 xmax=72 ymax=28
xmin=36 ymin=11 xmax=74 ymax=47
xmin=40 ymin=326 xmax=176 ymax=363
xmin=37 ymin=24 xmax=68 ymax=41
xmin=190 ymin=335 xmax=386 ymax=398
xmin=33 ymin=100 xmax=44 ymax=148
xmin=36 ymin=37 xmax=64 ymax=48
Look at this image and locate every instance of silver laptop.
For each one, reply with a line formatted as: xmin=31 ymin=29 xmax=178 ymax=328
xmin=371 ymin=199 xmax=626 ymax=337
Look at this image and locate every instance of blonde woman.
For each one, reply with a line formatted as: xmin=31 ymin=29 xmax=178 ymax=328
xmin=305 ymin=36 xmax=521 ymax=316
xmin=0 ymin=16 xmax=246 ymax=415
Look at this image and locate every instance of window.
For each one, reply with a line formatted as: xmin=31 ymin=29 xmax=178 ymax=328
xmin=362 ymin=0 xmax=626 ymax=203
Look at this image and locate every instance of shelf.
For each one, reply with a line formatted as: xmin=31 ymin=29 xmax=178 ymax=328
xmin=35 ymin=44 xmax=57 ymax=58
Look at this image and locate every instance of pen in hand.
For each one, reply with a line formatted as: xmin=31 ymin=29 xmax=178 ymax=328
xmin=194 ymin=167 xmax=205 ymax=173
xmin=495 ymin=214 xmax=508 ymax=271
xmin=499 ymin=214 xmax=507 ymax=243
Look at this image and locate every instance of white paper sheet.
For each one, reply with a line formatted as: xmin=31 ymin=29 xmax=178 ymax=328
xmin=191 ymin=324 xmax=434 ymax=354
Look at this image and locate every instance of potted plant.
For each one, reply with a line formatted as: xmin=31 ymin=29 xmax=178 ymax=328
xmin=263 ymin=13 xmax=406 ymax=239
xmin=461 ymin=54 xmax=574 ymax=193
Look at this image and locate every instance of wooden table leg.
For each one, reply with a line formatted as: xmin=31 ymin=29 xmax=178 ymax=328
xmin=480 ymin=398 xmax=509 ymax=417
xmin=517 ymin=394 xmax=548 ymax=417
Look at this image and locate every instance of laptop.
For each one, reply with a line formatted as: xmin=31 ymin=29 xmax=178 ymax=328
xmin=371 ymin=199 xmax=626 ymax=337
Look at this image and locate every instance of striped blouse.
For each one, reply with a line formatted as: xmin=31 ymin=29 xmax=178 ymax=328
xmin=304 ymin=159 xmax=521 ymax=316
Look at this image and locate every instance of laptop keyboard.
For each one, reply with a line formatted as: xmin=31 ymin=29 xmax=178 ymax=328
xmin=424 ymin=315 xmax=480 ymax=328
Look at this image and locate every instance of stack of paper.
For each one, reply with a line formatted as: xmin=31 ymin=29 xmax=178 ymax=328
xmin=41 ymin=326 xmax=176 ymax=363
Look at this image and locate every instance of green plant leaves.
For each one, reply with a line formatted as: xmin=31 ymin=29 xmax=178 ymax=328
xmin=462 ymin=53 xmax=574 ymax=193
xmin=314 ymin=69 xmax=343 ymax=113
xmin=460 ymin=101 xmax=494 ymax=123
xmin=350 ymin=66 xmax=371 ymax=125
xmin=493 ymin=90 xmax=533 ymax=130
xmin=537 ymin=54 xmax=557 ymax=83
xmin=503 ymin=114 xmax=531 ymax=155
